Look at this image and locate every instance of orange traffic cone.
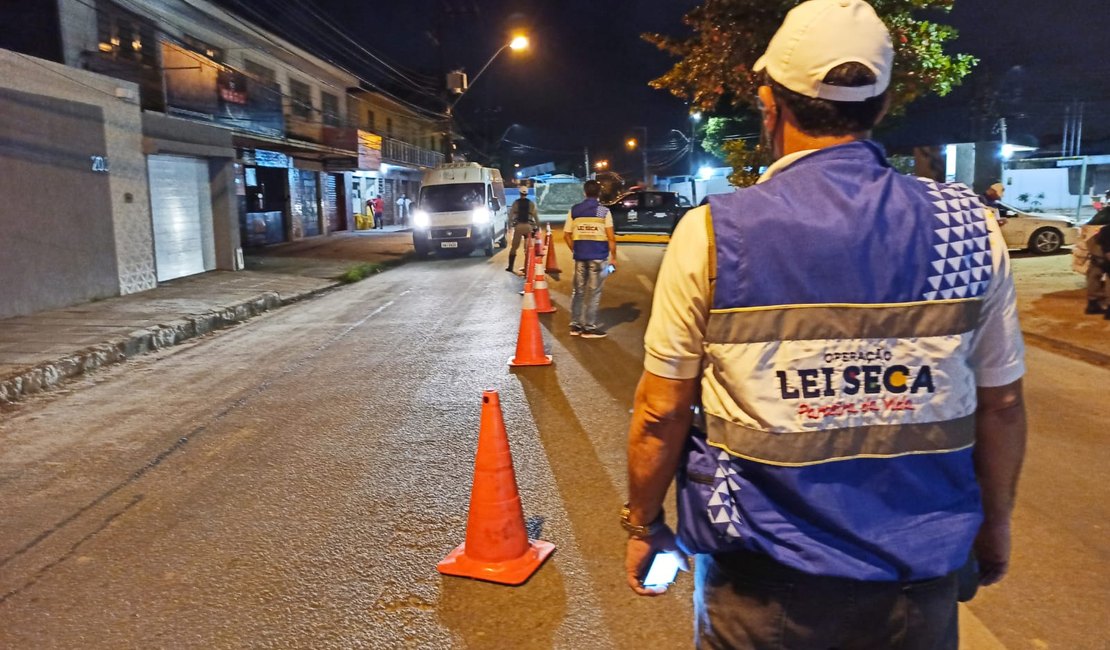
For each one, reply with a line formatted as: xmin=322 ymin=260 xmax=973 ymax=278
xmin=437 ymin=390 xmax=556 ymax=585
xmin=509 ymin=282 xmax=553 ymax=366
xmin=544 ymin=225 xmax=563 ymax=275
xmin=529 ymin=236 xmax=544 ymax=282
xmin=523 ymin=234 xmax=535 ymax=282
xmin=533 ymin=255 xmax=556 ymax=314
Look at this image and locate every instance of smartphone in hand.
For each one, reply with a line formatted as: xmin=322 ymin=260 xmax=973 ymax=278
xmin=640 ymin=550 xmax=683 ymax=590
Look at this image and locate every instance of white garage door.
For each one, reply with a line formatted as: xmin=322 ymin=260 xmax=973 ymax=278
xmin=148 ymin=155 xmax=215 ymax=281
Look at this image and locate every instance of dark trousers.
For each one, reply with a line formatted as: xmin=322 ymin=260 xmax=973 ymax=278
xmin=694 ymin=551 xmax=958 ymax=650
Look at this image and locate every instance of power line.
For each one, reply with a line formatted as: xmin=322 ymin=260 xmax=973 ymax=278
xmin=169 ymin=0 xmax=446 ymax=118
xmin=268 ymin=0 xmax=439 ymax=91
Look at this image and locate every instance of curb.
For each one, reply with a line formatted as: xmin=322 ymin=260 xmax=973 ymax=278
xmin=0 ymin=285 xmax=336 ymax=404
xmin=1022 ymin=331 xmax=1110 ymax=370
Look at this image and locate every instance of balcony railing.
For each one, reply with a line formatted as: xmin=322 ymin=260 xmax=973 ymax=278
xmin=381 ymin=136 xmax=444 ymax=169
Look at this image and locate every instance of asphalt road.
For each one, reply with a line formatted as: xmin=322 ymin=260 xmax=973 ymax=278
xmin=1 ymin=241 xmax=1107 ymax=649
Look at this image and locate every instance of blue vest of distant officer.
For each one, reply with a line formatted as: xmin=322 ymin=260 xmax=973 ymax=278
xmin=569 ymin=198 xmax=610 ymax=261
xmin=678 ymin=141 xmax=995 ymax=581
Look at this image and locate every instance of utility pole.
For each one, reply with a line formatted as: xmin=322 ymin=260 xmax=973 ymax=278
xmin=637 ymin=127 xmax=649 ymax=189
xmin=689 ymin=112 xmax=701 ymax=204
xmin=1075 ymin=102 xmax=1084 ymax=157
xmin=583 ymin=146 xmax=591 ymax=180
xmin=998 ymin=117 xmax=1008 ymax=175
xmin=1062 ymin=104 xmax=1072 ymax=157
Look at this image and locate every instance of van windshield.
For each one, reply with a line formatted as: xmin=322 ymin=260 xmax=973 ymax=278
xmin=419 ymin=183 xmax=486 ymax=212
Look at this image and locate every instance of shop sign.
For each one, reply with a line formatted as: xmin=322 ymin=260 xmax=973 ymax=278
xmin=358 ymin=130 xmax=382 ymax=171
xmin=253 ymin=149 xmax=291 ymax=168
xmin=162 ymin=42 xmax=284 ymax=137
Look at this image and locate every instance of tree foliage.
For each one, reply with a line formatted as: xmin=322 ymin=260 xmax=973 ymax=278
xmin=699 ymin=116 xmax=755 ymax=160
xmin=645 ymin=0 xmax=977 ymax=118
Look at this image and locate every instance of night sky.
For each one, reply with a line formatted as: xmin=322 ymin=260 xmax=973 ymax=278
xmin=220 ymin=0 xmax=1108 ymax=174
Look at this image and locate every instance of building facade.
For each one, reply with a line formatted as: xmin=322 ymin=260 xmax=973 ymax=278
xmin=0 ymin=0 xmax=444 ymax=317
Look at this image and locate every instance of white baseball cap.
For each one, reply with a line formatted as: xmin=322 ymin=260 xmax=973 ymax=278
xmin=754 ymin=0 xmax=893 ymax=102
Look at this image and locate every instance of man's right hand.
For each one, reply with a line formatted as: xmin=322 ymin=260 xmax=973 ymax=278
xmin=624 ymin=525 xmax=688 ymax=596
xmin=974 ymin=517 xmax=1012 ymax=586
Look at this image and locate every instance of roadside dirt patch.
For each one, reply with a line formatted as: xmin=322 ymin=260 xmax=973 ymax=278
xmin=1011 ymin=250 xmax=1109 ymax=367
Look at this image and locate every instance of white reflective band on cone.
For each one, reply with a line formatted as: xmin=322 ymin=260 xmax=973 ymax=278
xmin=521 ymin=292 xmax=536 ymax=310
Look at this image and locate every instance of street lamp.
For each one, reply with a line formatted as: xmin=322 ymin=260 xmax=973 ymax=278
xmin=445 ymin=34 xmax=530 ymax=160
xmin=453 ymin=34 xmax=530 ymax=108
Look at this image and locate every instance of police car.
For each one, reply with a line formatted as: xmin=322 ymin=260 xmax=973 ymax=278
xmin=605 ymin=190 xmax=693 ymax=235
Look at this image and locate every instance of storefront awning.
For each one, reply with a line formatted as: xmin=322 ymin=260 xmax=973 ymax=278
xmin=232 ymin=132 xmax=358 ymax=170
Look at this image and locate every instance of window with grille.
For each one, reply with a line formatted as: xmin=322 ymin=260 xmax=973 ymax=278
xmin=321 ymin=92 xmax=340 ymax=127
xmin=244 ymin=60 xmax=276 ymax=85
xmin=94 ymin=0 xmax=156 ymax=65
xmin=290 ymin=79 xmax=313 ymax=119
xmin=181 ymin=34 xmax=223 ymax=62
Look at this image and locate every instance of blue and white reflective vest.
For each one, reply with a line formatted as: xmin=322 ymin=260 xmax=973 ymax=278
xmin=678 ymin=141 xmax=993 ymax=581
xmin=568 ymin=198 xmax=610 ymax=261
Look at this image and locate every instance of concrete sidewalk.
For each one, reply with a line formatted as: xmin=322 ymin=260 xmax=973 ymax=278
xmin=0 ymin=228 xmax=413 ymax=404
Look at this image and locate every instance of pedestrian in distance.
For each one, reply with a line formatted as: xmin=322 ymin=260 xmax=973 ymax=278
xmin=563 ymin=180 xmax=617 ymax=338
xmin=507 ymin=186 xmax=539 ymax=273
xmin=622 ymin=2 xmax=1028 ymax=649
xmin=979 ymin=181 xmax=1008 ymax=225
xmin=372 ymin=195 xmax=385 ymax=229
xmin=1076 ymin=206 xmax=1110 ymax=315
xmin=1082 ymin=220 xmax=1110 ymax=317
xmin=396 ymin=193 xmax=413 ymax=227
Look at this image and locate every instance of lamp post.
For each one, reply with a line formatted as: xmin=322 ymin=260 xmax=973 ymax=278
xmin=689 ymin=111 xmax=702 ymax=176
xmin=445 ymin=34 xmax=529 ymax=161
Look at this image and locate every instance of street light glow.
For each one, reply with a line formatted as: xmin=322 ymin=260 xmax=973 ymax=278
xmin=595 ymin=160 xmax=609 ymax=170
xmin=691 ymin=111 xmax=702 ymax=122
xmin=509 ymin=35 xmax=529 ymax=51
xmin=626 ymin=138 xmax=638 ymax=150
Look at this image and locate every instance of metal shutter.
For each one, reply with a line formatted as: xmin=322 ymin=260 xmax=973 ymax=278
xmin=148 ymin=155 xmax=215 ymax=281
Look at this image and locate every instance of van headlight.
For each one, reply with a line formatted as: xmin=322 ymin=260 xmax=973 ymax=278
xmin=471 ymin=206 xmax=491 ymax=225
xmin=413 ymin=210 xmax=430 ymax=228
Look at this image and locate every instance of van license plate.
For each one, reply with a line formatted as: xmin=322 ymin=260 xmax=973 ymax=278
xmin=440 ymin=241 xmax=458 ymax=249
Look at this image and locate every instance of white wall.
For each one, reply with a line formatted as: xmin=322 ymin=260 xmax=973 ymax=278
xmin=1003 ymin=168 xmax=1092 ymax=212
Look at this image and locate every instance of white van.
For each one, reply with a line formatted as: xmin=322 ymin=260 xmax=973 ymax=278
xmin=412 ymin=163 xmax=509 ymax=256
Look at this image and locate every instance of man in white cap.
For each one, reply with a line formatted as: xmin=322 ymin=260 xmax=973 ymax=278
xmin=622 ymin=1 xmax=1027 ymax=647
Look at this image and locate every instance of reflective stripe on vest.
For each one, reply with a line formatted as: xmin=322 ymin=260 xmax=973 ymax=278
xmin=570 ymin=198 xmax=609 ymax=260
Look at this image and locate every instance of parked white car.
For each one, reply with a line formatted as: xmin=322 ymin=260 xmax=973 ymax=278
xmin=992 ymin=203 xmax=1077 ymax=254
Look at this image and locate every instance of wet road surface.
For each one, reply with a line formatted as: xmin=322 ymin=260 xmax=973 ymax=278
xmin=1 ymin=241 xmax=1106 ymax=649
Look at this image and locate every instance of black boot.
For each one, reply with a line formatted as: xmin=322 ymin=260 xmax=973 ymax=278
xmin=1086 ymin=300 xmax=1104 ymax=315
xmin=506 ymin=253 xmax=516 ymax=273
